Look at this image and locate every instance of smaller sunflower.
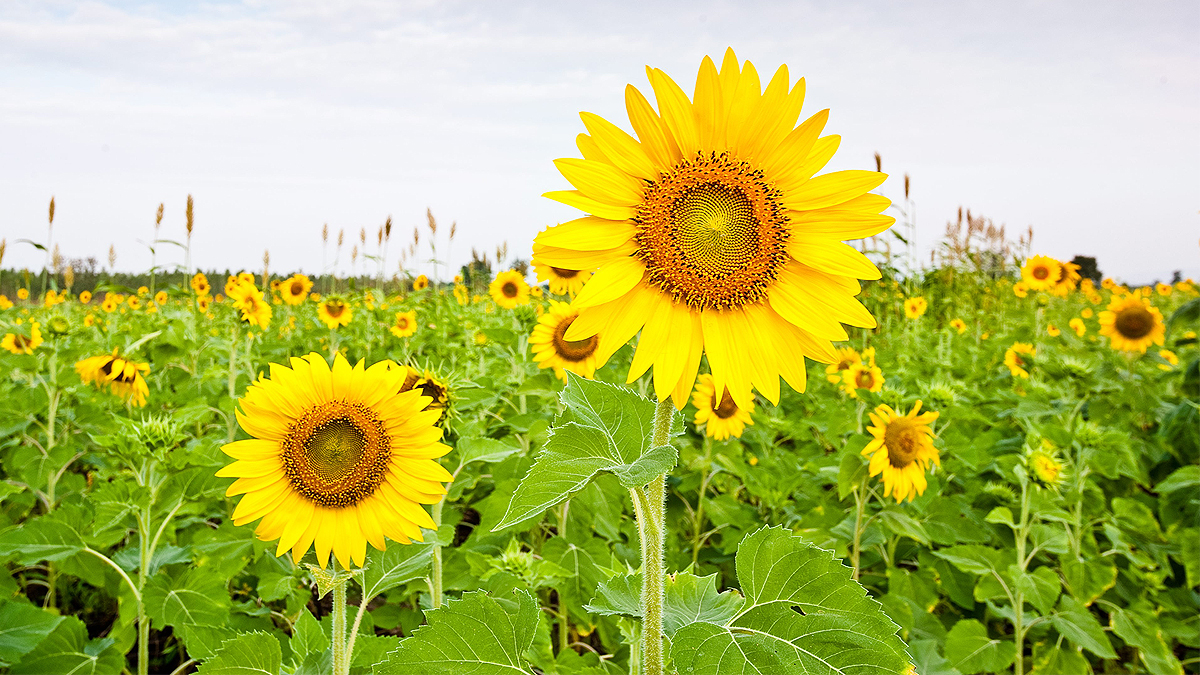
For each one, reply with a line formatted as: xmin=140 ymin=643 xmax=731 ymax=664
xmin=398 ymin=368 xmax=451 ymax=423
xmin=1013 ymin=282 xmax=1029 ymax=299
xmin=17 ymin=288 xmax=29 ymax=300
xmin=191 ymin=273 xmax=211 ymax=296
xmin=75 ymin=348 xmax=151 ymax=406
xmin=197 ymin=295 xmax=212 ymax=312
xmin=903 ymin=297 xmax=928 ymax=319
xmin=691 ymin=374 xmax=753 ymax=441
xmin=1081 ymin=308 xmax=1094 ymax=318
xmin=453 ymin=284 xmax=469 ymax=306
xmin=101 ymin=293 xmax=120 ymax=313
xmin=1069 ymin=318 xmax=1086 ymax=336
xmin=413 ymin=275 xmax=430 ymax=292
xmin=533 ymin=257 xmax=592 ymax=297
xmin=128 ymin=296 xmax=142 ymax=310
xmin=79 ymin=290 xmax=93 ymax=304
xmin=1047 ymin=324 xmax=1061 ymax=337
xmin=1050 ymin=261 xmax=1081 ymax=297
xmin=1027 ymin=446 xmax=1065 ymax=487
xmin=281 ymin=274 xmax=312 ymax=305
xmin=137 ymin=286 xmax=149 ymax=297
xmin=0 ymin=295 xmax=12 ymax=310
xmin=1099 ymin=295 xmax=1164 ymax=353
xmin=1155 ymin=283 xmax=1172 ymax=297
xmin=391 ymin=310 xmax=418 ymax=338
xmin=2 ymin=322 xmax=42 ymax=355
xmin=229 ymin=284 xmax=272 ymax=328
xmin=1004 ymin=343 xmax=1035 ymax=378
xmin=528 ymin=300 xmax=600 ymax=382
xmin=489 ymin=270 xmax=530 ymax=309
xmin=318 ymin=298 xmax=353 ymax=330
xmin=843 ymin=362 xmax=884 ymax=398
xmin=949 ymin=318 xmax=967 ymax=334
xmin=862 ymin=401 xmax=940 ymax=503
xmin=825 ymin=347 xmax=861 ymax=384
xmin=1021 ymin=256 xmax=1061 ymax=292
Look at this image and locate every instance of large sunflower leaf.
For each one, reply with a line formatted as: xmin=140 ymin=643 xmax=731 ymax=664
xmin=670 ymin=526 xmax=910 ymax=675
xmin=585 ymin=571 xmax=744 ymax=636
xmin=7 ymin=616 xmax=123 ymax=675
xmin=375 ymin=590 xmax=539 ymax=674
xmin=0 ymin=601 xmax=64 ymax=667
xmin=359 ymin=541 xmax=434 ymax=603
xmin=144 ymin=566 xmax=230 ymax=630
xmin=494 ymin=376 xmax=680 ymax=530
xmin=943 ymin=619 xmax=1015 ymax=675
xmin=195 ymin=632 xmax=281 ymax=675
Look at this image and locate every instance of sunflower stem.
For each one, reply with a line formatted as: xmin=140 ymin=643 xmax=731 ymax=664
xmin=331 ymin=562 xmax=349 ymax=675
xmin=635 ymin=397 xmax=675 ymax=675
xmin=430 ymin=499 xmax=444 ymax=610
xmin=226 ymin=326 xmax=238 ymax=442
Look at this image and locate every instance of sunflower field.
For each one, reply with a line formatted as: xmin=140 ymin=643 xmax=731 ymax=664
xmin=1 ymin=50 xmax=1198 ymax=675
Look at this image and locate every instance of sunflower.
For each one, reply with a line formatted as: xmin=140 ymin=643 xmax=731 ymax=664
xmin=217 ymin=353 xmax=451 ymax=569
xmin=533 ymin=257 xmax=593 ymax=297
xmin=1050 ymin=261 xmax=1081 ymax=297
xmin=390 ymin=310 xmax=418 ymax=338
xmin=489 ymin=270 xmax=531 ymax=309
xmin=84 ymin=314 xmax=95 ymax=327
xmin=949 ymin=318 xmax=967 ymax=334
xmin=191 ymin=273 xmax=211 ymax=296
xmin=79 ymin=290 xmax=93 ymax=304
xmin=397 ymin=367 xmax=451 ymax=423
xmin=534 ymin=49 xmax=889 ymax=408
xmin=691 ymin=373 xmax=753 ymax=440
xmin=197 ymin=295 xmax=212 ymax=312
xmin=76 ymin=348 xmax=151 ymax=406
xmin=1004 ymin=343 xmax=1035 ymax=378
xmin=1027 ymin=447 xmax=1065 ymax=487
xmin=902 ymin=297 xmax=926 ymax=319
xmin=1013 ymin=282 xmax=1029 ymax=299
xmin=318 ymin=298 xmax=353 ymax=330
xmin=0 ymin=295 xmax=12 ymax=310
xmin=862 ymin=401 xmax=940 ymax=503
xmin=101 ymin=293 xmax=120 ymax=313
xmin=1069 ymin=318 xmax=1086 ymax=336
xmin=843 ymin=362 xmax=884 ymax=398
xmin=1098 ymin=295 xmax=1164 ymax=353
xmin=127 ymin=296 xmax=141 ymax=310
xmin=1 ymin=322 xmax=42 ymax=355
xmin=529 ymin=300 xmax=601 ymax=382
xmin=413 ymin=275 xmax=429 ymax=292
xmin=17 ymin=288 xmax=29 ymax=300
xmin=1046 ymin=324 xmax=1061 ymax=337
xmin=1021 ymin=256 xmax=1061 ymax=292
xmin=137 ymin=286 xmax=149 ymax=297
xmin=229 ymin=283 xmax=272 ymax=328
xmin=825 ymin=346 xmax=861 ymax=383
xmin=282 ymin=274 xmax=313 ymax=305
xmin=1081 ymin=308 xmax=1093 ymax=318
xmin=453 ymin=284 xmax=470 ymax=306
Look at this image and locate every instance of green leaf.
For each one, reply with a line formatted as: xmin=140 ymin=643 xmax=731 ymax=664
xmin=1029 ymin=646 xmax=1090 ymax=675
xmin=376 ymin=590 xmax=538 ymax=674
xmin=289 ymin=610 xmax=328 ymax=665
xmin=196 ymin=632 xmax=281 ymax=675
xmin=0 ymin=518 xmax=85 ymax=563
xmin=584 ymin=571 xmax=744 ymax=636
xmin=943 ymin=619 xmax=1015 ymax=675
xmin=8 ymin=615 xmax=123 ymax=675
xmin=984 ymin=506 xmax=1015 ymax=527
xmin=542 ymin=537 xmax=611 ymax=623
xmin=145 ymin=567 xmax=231 ymax=630
xmin=1061 ymin=558 xmax=1117 ymax=606
xmin=878 ymin=510 xmax=931 ymax=545
xmin=931 ymin=545 xmax=1003 ymax=576
xmin=837 ymin=451 xmax=867 ymax=501
xmin=670 ymin=526 xmax=909 ymax=675
xmin=494 ymin=377 xmax=679 ymax=530
xmin=1013 ymin=566 xmax=1059 ymax=616
xmin=908 ymin=639 xmax=962 ymax=675
xmin=0 ymin=601 xmax=64 ymax=667
xmin=176 ymin=625 xmax=239 ymax=661
xmin=455 ymin=436 xmax=522 ymax=467
xmin=359 ymin=542 xmax=434 ymax=603
xmin=1155 ymin=465 xmax=1200 ymax=494
xmin=1051 ymin=595 xmax=1115 ymax=659
xmin=1111 ymin=607 xmax=1182 ymax=675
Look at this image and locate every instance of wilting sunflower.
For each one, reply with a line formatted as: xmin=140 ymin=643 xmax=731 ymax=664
xmin=390 ymin=310 xmax=418 ymax=338
xmin=76 ymin=348 xmax=151 ymax=406
xmin=1021 ymin=256 xmax=1061 ymax=292
xmin=691 ymin=373 xmax=754 ymax=440
xmin=413 ymin=275 xmax=429 ymax=291
xmin=217 ymin=353 xmax=451 ymax=569
xmin=229 ymin=283 xmax=272 ymax=328
xmin=191 ymin=272 xmax=211 ymax=296
xmin=1051 ymin=261 xmax=1081 ymax=297
xmin=281 ymin=274 xmax=313 ymax=305
xmin=843 ymin=361 xmax=883 ymax=398
xmin=1069 ymin=318 xmax=1086 ymax=336
xmin=318 ymin=298 xmax=353 ymax=330
xmin=489 ymin=270 xmax=530 ymax=309
xmin=533 ymin=257 xmax=592 ymax=297
xmin=1099 ymin=295 xmax=1164 ymax=353
xmin=79 ymin=290 xmax=92 ymax=304
xmin=1 ymin=322 xmax=42 ymax=355
xmin=948 ymin=318 xmax=967 ymax=334
xmin=825 ymin=346 xmax=860 ymax=384
xmin=529 ymin=300 xmax=601 ymax=382
xmin=1004 ymin=343 xmax=1035 ymax=378
xmin=862 ymin=401 xmax=940 ymax=503
xmin=535 ymin=49 xmax=889 ymax=408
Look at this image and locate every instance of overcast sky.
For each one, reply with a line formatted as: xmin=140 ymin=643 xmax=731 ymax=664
xmin=1 ymin=0 xmax=1197 ymax=284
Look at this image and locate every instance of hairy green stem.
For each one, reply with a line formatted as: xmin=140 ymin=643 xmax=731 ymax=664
xmin=331 ymin=563 xmax=348 ymax=675
xmin=226 ymin=327 xmax=239 ymax=442
xmin=636 ymin=397 xmax=675 ymax=675
xmin=430 ymin=499 xmax=444 ymax=610
xmin=851 ymin=474 xmax=869 ymax=580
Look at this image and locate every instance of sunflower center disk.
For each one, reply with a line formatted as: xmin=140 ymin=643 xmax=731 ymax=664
xmin=1115 ymin=306 xmax=1153 ymax=338
xmin=282 ymin=400 xmax=391 ymax=508
xmin=502 ymin=283 xmax=518 ymax=298
xmin=551 ymin=267 xmax=579 ymax=279
xmin=552 ymin=316 xmax=598 ymax=362
xmin=635 ymin=154 xmax=790 ymax=311
xmin=884 ymin=419 xmax=920 ymax=468
xmin=855 ymin=371 xmax=875 ymax=388
xmin=713 ymin=390 xmax=739 ymax=419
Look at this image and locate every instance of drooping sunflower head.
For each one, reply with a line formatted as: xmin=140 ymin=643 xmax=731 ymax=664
xmin=1004 ymin=342 xmax=1036 ymax=378
xmin=282 ymin=274 xmax=313 ymax=305
xmin=1021 ymin=256 xmax=1061 ymax=291
xmin=390 ymin=310 xmax=418 ymax=338
xmin=1051 ymin=261 xmax=1081 ymax=296
xmin=318 ymin=298 xmax=353 ymax=330
xmin=535 ymin=48 xmax=890 ymax=409
xmin=76 ymin=348 xmax=151 ymax=406
xmin=1098 ymin=295 xmax=1164 ymax=353
xmin=533 ymin=256 xmax=593 ymax=297
xmin=218 ymin=353 xmax=451 ymax=569
xmin=529 ymin=300 xmax=600 ymax=382
xmin=1 ymin=322 xmax=43 ymax=355
xmin=862 ymin=401 xmax=940 ymax=503
xmin=843 ymin=362 xmax=884 ymax=399
xmin=824 ymin=346 xmax=861 ymax=382
xmin=903 ymin=297 xmax=927 ymax=319
xmin=489 ymin=270 xmax=531 ymax=309
xmin=691 ymin=373 xmax=754 ymax=441
xmin=413 ymin=275 xmax=430 ymax=292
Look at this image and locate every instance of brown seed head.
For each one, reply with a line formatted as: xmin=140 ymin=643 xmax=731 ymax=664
xmin=413 ymin=227 xmax=420 ymax=246
xmin=108 ymin=245 xmax=116 ymax=269
xmin=904 ymin=173 xmax=910 ymax=200
xmin=48 ymin=196 xmax=55 ymax=225
xmin=449 ymin=221 xmax=457 ymax=240
xmin=384 ymin=216 xmax=392 ymax=239
xmin=874 ymin=152 xmax=882 ymax=173
xmin=337 ymin=229 xmax=344 ymax=247
xmin=64 ymin=265 xmax=75 ymax=289
xmin=186 ymin=195 xmax=194 ymax=235
xmin=156 ymin=203 xmax=164 ymax=226
xmin=359 ymin=227 xmax=366 ymax=245
xmin=322 ymin=223 xmax=329 ymax=243
xmin=427 ymin=208 xmax=437 ymax=235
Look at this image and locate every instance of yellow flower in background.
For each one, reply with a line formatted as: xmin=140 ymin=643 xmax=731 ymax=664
xmin=1021 ymin=256 xmax=1061 ymax=292
xmin=43 ymin=289 xmax=64 ymax=307
xmin=534 ymin=48 xmax=889 ymax=409
xmin=903 ymin=297 xmax=927 ymax=319
xmin=1047 ymin=324 xmax=1061 ymax=337
xmin=529 ymin=300 xmax=601 ymax=382
xmin=396 ymin=367 xmax=451 ymax=424
xmin=76 ymin=348 xmax=151 ymax=406
xmin=17 ymin=288 xmax=29 ymax=300
xmin=101 ymin=293 xmax=120 ymax=313
xmin=1154 ymin=283 xmax=1171 ymax=296
xmin=84 ymin=314 xmax=95 ymax=326
xmin=1028 ymin=448 xmax=1065 ymax=487
xmin=530 ymin=286 xmax=544 ymax=298
xmin=282 ymin=274 xmax=313 ymax=305
xmin=197 ymin=295 xmax=212 ymax=312
xmin=691 ymin=373 xmax=754 ymax=440
xmin=1099 ymin=295 xmax=1164 ymax=353
xmin=453 ymin=284 xmax=469 ymax=306
xmin=1051 ymin=261 xmax=1081 ymax=297
xmin=0 ymin=295 xmax=12 ymax=310
xmin=1158 ymin=349 xmax=1178 ymax=371
xmin=1012 ymin=282 xmax=1029 ymax=298
xmin=533 ymin=256 xmax=592 ymax=297
xmin=474 ymin=332 xmax=488 ymax=346
xmin=155 ymin=291 xmax=168 ymax=306
xmin=229 ymin=283 xmax=272 ymax=328
xmin=390 ymin=310 xmax=418 ymax=338
xmin=843 ymin=361 xmax=884 ymax=398
xmin=949 ymin=318 xmax=967 ymax=334
xmin=825 ymin=347 xmax=861 ymax=384
xmin=1069 ymin=318 xmax=1086 ymax=336
xmin=318 ymin=298 xmax=352 ymax=330
xmin=862 ymin=401 xmax=940 ymax=503
xmin=2 ymin=322 xmax=42 ymax=355
xmin=413 ymin=275 xmax=430 ymax=291
xmin=1005 ymin=343 xmax=1035 ymax=378
xmin=217 ymin=353 xmax=451 ymax=569
xmin=128 ymin=296 xmax=141 ymax=310
xmin=191 ymin=273 xmax=211 ymax=296
xmin=489 ymin=270 xmax=530 ymax=309
xmin=79 ymin=290 xmax=92 ymax=304
xmin=1081 ymin=308 xmax=1094 ymax=318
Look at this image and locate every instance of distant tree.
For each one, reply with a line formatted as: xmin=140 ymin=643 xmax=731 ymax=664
xmin=1071 ymin=256 xmax=1100 ymax=283
xmin=1171 ymin=270 xmax=1182 ymax=284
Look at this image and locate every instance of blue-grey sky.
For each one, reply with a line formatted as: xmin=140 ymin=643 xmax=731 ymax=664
xmin=1 ymin=0 xmax=1197 ymax=283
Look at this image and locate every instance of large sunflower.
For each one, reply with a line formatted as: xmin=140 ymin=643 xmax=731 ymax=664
xmin=489 ymin=270 xmax=531 ymax=309
xmin=862 ymin=401 xmax=940 ymax=503
xmin=76 ymin=348 xmax=151 ymax=407
xmin=535 ymin=49 xmax=889 ymax=409
xmin=691 ymin=373 xmax=753 ymax=440
xmin=218 ymin=353 xmax=451 ymax=569
xmin=282 ymin=274 xmax=313 ymax=305
xmin=529 ymin=300 xmax=601 ymax=382
xmin=1098 ymin=295 xmax=1164 ymax=353
xmin=533 ymin=256 xmax=593 ymax=297
xmin=1020 ymin=256 xmax=1061 ymax=292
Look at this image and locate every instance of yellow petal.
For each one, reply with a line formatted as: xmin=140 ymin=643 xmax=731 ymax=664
xmin=625 ymin=84 xmax=681 ymax=168
xmin=576 ymin=133 xmax=608 ymax=164
xmin=647 ymin=67 xmax=700 ymax=157
xmin=784 ymin=170 xmax=888 ymax=211
xmin=789 ymin=240 xmax=881 ymax=280
xmin=691 ymin=55 xmax=723 ymax=150
xmin=221 ymin=438 xmax=280 ymax=460
xmin=580 ymin=112 xmax=659 ymax=180
xmin=572 ymin=256 xmax=646 ymax=309
xmin=543 ymin=190 xmax=637 ymax=221
xmin=554 ymin=158 xmax=646 ymax=206
xmin=531 ymin=240 xmax=638 ymax=270
xmin=759 ymin=109 xmax=829 ymax=183
xmin=535 ymin=217 xmax=636 ymax=252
